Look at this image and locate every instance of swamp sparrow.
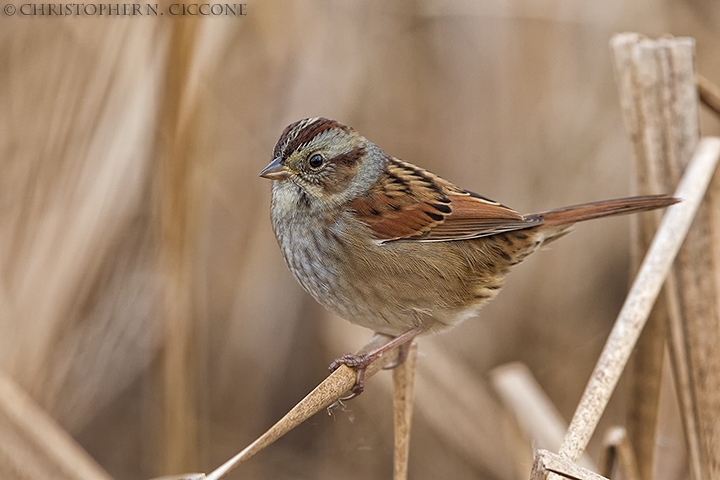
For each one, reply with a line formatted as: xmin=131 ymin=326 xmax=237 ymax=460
xmin=260 ymin=117 xmax=676 ymax=396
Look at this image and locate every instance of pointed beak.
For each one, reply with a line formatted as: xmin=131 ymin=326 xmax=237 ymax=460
xmin=259 ymin=157 xmax=291 ymax=180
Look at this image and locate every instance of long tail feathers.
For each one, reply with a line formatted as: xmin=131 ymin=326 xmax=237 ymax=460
xmin=534 ymin=194 xmax=679 ymax=228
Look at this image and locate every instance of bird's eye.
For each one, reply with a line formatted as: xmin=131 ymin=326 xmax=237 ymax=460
xmin=308 ymin=153 xmax=325 ymax=170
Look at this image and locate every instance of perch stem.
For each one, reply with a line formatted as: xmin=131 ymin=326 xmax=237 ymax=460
xmin=204 ymin=334 xmax=407 ymax=480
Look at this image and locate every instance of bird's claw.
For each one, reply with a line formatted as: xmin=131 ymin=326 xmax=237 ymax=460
xmin=328 ymin=353 xmax=371 ymax=401
xmin=326 ymin=398 xmax=346 ymax=415
xmin=328 ymin=329 xmax=423 ymax=403
xmin=328 ymin=353 xmax=371 ymax=371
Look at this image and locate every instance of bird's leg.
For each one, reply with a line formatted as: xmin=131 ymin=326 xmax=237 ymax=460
xmin=382 ymin=341 xmax=412 ymax=370
xmin=329 ymin=326 xmax=424 ymax=400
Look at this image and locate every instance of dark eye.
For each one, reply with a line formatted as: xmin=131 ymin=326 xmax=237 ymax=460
xmin=308 ymin=153 xmax=325 ymax=170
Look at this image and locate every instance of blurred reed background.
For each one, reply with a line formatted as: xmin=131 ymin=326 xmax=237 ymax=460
xmin=1 ymin=1 xmax=719 ymax=479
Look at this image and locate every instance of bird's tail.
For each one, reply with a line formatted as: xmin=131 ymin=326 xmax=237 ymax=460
xmin=533 ymin=194 xmax=678 ymax=228
xmin=525 ymin=194 xmax=678 ymax=246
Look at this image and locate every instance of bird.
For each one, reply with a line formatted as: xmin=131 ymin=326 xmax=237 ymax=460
xmin=260 ymin=117 xmax=677 ymax=397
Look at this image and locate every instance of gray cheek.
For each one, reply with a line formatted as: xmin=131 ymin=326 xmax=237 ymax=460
xmin=321 ymin=143 xmax=386 ymax=205
xmin=346 ymin=144 xmax=386 ymax=200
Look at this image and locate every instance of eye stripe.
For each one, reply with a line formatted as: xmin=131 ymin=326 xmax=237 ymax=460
xmin=330 ymin=145 xmax=365 ymax=166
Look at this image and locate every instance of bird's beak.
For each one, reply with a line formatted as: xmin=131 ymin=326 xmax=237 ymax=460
xmin=259 ymin=157 xmax=291 ymax=180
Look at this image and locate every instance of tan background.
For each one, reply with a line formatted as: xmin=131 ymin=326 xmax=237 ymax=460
xmin=1 ymin=1 xmax=719 ymax=479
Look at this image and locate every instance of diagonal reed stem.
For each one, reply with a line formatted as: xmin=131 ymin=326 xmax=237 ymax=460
xmin=557 ymin=137 xmax=720 ymax=462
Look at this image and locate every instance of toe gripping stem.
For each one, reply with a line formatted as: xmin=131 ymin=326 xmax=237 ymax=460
xmin=328 ymin=327 xmax=423 ymax=402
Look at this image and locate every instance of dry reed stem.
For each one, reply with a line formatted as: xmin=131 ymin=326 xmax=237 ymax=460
xmin=157 ymin=18 xmax=202 ymax=474
xmin=611 ymin=37 xmax=665 ymax=480
xmin=623 ymin=296 xmax=666 ymax=480
xmin=613 ymin=34 xmax=720 ymax=480
xmin=0 ymin=370 xmax=113 ymax=480
xmin=598 ymin=427 xmax=640 ymax=480
xmin=530 ymin=450 xmax=609 ymax=480
xmin=326 ymin=323 xmax=519 ymax=480
xmin=0 ymin=24 xmax=163 ymax=429
xmin=392 ymin=343 xmax=418 ymax=480
xmin=490 ymin=363 xmax=597 ymax=472
xmin=611 ymin=33 xmax=690 ymax=480
xmin=662 ymin=86 xmax=720 ymax=480
xmin=655 ymin=42 xmax=720 ymax=480
xmin=698 ymin=74 xmax=720 ymax=117
xmin=204 ymin=334 xmax=403 ymax=480
xmin=555 ymin=136 xmax=720 ymax=468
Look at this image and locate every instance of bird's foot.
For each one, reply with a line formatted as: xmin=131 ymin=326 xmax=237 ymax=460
xmin=327 ymin=326 xmax=424 ymax=402
xmin=329 ymin=352 xmax=372 ymax=371
xmin=329 ymin=353 xmax=372 ymax=400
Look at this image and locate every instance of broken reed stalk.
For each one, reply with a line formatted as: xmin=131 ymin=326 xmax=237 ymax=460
xmin=531 ymin=450 xmax=609 ymax=480
xmin=610 ymin=33 xmax=697 ymax=480
xmin=555 ymin=136 xmax=720 ymax=465
xmin=204 ymin=335 xmax=405 ymax=480
xmin=392 ymin=343 xmax=418 ymax=480
xmin=611 ymin=33 xmax=665 ymax=480
xmin=612 ymin=34 xmax=720 ymax=480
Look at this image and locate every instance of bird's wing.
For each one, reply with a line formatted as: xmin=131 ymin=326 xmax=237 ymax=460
xmin=349 ymin=158 xmax=542 ymax=243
